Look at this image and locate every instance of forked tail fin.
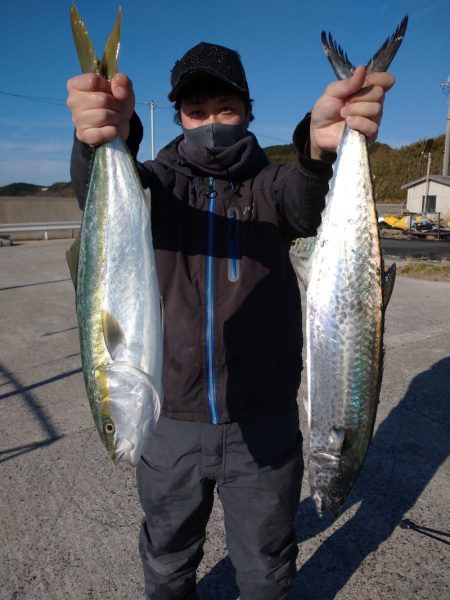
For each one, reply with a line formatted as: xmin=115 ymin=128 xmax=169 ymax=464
xmin=321 ymin=15 xmax=408 ymax=79
xmin=70 ymin=3 xmax=121 ymax=80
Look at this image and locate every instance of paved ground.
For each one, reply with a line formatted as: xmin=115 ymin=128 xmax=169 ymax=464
xmin=1 ymin=240 xmax=449 ymax=600
xmin=381 ymin=238 xmax=450 ymax=261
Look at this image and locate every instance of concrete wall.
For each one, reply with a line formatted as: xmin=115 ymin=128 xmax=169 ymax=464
xmin=406 ymin=182 xmax=450 ymax=218
xmin=0 ymin=196 xmax=82 ymax=240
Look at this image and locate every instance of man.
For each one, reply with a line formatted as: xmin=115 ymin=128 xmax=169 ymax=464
xmin=67 ymin=42 xmax=394 ymax=599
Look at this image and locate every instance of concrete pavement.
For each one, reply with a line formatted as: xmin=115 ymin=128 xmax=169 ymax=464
xmin=1 ymin=240 xmax=449 ymax=600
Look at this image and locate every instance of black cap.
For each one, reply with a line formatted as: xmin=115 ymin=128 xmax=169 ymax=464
xmin=168 ymin=42 xmax=250 ymax=102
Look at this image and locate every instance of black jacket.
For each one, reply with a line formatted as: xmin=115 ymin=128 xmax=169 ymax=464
xmin=70 ymin=113 xmax=333 ymax=423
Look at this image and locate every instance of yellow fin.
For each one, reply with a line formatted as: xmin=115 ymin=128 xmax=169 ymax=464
xmin=65 ymin=232 xmax=80 ymax=291
xmin=100 ymin=8 xmax=121 ymax=80
xmin=102 ymin=310 xmax=127 ymax=361
xmin=70 ymin=4 xmax=121 ymax=80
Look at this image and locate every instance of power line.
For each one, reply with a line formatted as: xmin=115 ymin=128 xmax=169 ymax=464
xmin=0 ymin=89 xmax=292 ymax=147
xmin=0 ymin=90 xmax=67 ymax=106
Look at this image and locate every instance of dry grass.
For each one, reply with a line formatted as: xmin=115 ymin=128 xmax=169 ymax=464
xmin=397 ymin=261 xmax=450 ymax=282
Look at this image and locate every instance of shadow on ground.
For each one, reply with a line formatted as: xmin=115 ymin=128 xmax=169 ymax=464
xmin=197 ymin=357 xmax=450 ymax=599
xmin=0 ymin=363 xmax=77 ymax=463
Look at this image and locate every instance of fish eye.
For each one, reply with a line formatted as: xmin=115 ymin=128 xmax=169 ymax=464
xmin=103 ymin=421 xmax=115 ymax=435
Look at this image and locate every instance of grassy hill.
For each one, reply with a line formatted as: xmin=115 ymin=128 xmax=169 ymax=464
xmin=0 ymin=181 xmax=74 ymax=197
xmin=264 ymin=134 xmax=447 ymax=202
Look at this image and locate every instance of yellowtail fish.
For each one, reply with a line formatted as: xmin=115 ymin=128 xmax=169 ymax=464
xmin=290 ymin=16 xmax=407 ymax=516
xmin=68 ymin=4 xmax=163 ymax=465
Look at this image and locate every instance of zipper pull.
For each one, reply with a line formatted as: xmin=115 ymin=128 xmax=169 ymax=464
xmin=208 ymin=176 xmax=216 ymax=197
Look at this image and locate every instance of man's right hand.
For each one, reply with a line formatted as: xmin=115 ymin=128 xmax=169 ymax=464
xmin=66 ymin=73 xmax=135 ymax=147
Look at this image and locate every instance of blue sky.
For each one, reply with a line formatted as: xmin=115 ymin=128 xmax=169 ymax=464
xmin=0 ymin=0 xmax=448 ymax=186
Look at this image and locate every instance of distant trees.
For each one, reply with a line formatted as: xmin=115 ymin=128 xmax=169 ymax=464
xmin=263 ymin=134 xmax=447 ymax=202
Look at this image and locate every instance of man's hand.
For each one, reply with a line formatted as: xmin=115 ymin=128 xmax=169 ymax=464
xmin=310 ymin=66 xmax=395 ymax=160
xmin=66 ymin=73 xmax=135 ymax=146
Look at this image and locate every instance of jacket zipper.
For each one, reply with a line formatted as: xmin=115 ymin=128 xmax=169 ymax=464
xmin=206 ymin=176 xmax=219 ymax=424
xmin=227 ymin=207 xmax=239 ymax=282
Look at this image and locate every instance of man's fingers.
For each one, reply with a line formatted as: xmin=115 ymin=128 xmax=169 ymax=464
xmin=344 ymin=84 xmax=385 ymax=105
xmin=345 ymin=116 xmax=379 ymax=140
xmin=67 ymin=73 xmax=112 ymax=94
xmin=341 ymin=101 xmax=382 ymax=120
xmin=77 ymin=125 xmax=121 ymax=147
xmin=74 ymin=108 xmax=125 ymax=130
xmin=111 ymin=73 xmax=133 ymax=100
xmin=67 ymin=90 xmax=123 ymax=113
xmin=325 ymin=68 xmax=395 ymax=103
xmin=325 ymin=65 xmax=367 ymax=100
xmin=365 ymin=71 xmax=396 ymax=92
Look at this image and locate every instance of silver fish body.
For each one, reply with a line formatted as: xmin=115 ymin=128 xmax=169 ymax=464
xmin=77 ymin=137 xmax=163 ymax=465
xmin=69 ymin=5 xmax=163 ymax=465
xmin=305 ymin=126 xmax=384 ymax=515
xmin=290 ymin=17 xmax=407 ymax=516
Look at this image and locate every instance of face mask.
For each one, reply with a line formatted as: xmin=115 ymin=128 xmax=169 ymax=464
xmin=182 ymin=122 xmax=248 ymax=148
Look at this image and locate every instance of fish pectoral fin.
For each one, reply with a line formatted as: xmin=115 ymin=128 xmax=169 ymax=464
xmin=382 ymin=262 xmax=397 ymax=308
xmin=70 ymin=4 xmax=121 ymax=80
xmin=102 ymin=310 xmax=127 ymax=361
xmin=329 ymin=427 xmax=345 ymax=452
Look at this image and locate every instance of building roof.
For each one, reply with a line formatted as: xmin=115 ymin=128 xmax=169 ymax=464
xmin=401 ymin=175 xmax=450 ymax=189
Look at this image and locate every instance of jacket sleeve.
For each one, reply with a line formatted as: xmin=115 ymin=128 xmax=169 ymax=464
xmin=70 ymin=111 xmax=149 ymax=210
xmin=272 ymin=113 xmax=335 ymax=240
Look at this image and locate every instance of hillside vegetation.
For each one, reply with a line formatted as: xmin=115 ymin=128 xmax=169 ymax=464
xmin=264 ymin=134 xmax=447 ymax=202
xmin=0 ymin=181 xmax=74 ymax=197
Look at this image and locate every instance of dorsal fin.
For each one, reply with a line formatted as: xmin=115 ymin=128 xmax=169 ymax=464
xmin=321 ymin=16 xmax=408 ymax=80
xmin=70 ymin=3 xmax=121 ymax=80
xmin=289 ymin=237 xmax=316 ymax=289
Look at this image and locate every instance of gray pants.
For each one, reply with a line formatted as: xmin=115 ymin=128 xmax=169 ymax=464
xmin=136 ymin=408 xmax=303 ymax=600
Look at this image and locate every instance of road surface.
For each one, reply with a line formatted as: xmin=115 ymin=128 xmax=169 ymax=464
xmin=1 ymin=240 xmax=449 ymax=600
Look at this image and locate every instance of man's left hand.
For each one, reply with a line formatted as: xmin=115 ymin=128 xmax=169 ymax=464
xmin=309 ymin=66 xmax=395 ymax=160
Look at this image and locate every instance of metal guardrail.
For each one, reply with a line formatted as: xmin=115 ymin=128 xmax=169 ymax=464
xmin=0 ymin=221 xmax=81 ymax=240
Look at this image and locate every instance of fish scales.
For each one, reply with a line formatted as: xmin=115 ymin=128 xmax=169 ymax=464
xmin=77 ymin=139 xmax=162 ymax=429
xmin=306 ymin=126 xmax=384 ymax=514
xmin=69 ymin=5 xmax=163 ymax=465
xmin=290 ymin=16 xmax=407 ymax=516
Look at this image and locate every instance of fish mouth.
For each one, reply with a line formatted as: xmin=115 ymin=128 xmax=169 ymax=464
xmin=112 ymin=437 xmax=135 ymax=464
xmin=313 ymin=489 xmax=344 ymax=518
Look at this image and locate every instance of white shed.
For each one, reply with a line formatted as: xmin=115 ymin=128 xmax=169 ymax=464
xmin=402 ymin=175 xmax=450 ymax=218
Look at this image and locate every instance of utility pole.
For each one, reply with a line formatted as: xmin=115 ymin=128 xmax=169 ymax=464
xmin=441 ymin=76 xmax=450 ymax=176
xmin=421 ymin=139 xmax=433 ymax=214
xmin=145 ymin=99 xmax=156 ymax=160
xmin=423 ymin=151 xmax=432 ymax=213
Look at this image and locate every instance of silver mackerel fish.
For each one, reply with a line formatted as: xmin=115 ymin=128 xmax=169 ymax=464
xmin=290 ymin=17 xmax=407 ymax=516
xmin=68 ymin=5 xmax=163 ymax=465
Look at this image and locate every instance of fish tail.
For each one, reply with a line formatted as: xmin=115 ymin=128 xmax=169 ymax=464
xmin=321 ymin=15 xmax=408 ymax=80
xmin=70 ymin=3 xmax=121 ymax=80
xmin=366 ymin=16 xmax=408 ymax=74
xmin=321 ymin=31 xmax=356 ymax=79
